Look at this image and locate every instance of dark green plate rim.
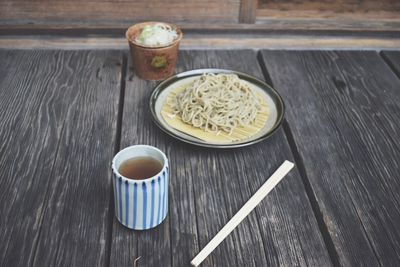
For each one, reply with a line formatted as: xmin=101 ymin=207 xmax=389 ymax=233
xmin=149 ymin=68 xmax=285 ymax=148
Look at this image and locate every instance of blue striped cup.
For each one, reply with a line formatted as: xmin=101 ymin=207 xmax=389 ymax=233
xmin=111 ymin=145 xmax=169 ymax=230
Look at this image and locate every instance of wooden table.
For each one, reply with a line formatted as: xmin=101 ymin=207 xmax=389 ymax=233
xmin=0 ymin=49 xmax=399 ymax=267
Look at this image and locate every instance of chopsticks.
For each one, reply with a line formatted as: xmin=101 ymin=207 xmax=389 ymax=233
xmin=190 ymin=160 xmax=295 ymax=267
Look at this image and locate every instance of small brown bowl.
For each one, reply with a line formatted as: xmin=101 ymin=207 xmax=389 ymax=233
xmin=126 ymin=22 xmax=183 ymax=81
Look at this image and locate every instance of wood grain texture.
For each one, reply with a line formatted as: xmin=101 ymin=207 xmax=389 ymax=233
xmin=1 ymin=21 xmax=400 ymax=34
xmin=381 ymin=51 xmax=400 ymax=79
xmin=109 ymin=50 xmax=332 ymax=266
xmin=0 ymin=50 xmax=122 ymax=266
xmin=0 ymin=0 xmax=240 ymax=24
xmin=257 ymin=0 xmax=400 ymax=20
xmin=260 ymin=50 xmax=400 ymax=266
xmin=1 ymin=35 xmax=400 ymax=51
xmin=239 ymin=0 xmax=257 ymax=23
xmin=0 ymin=50 xmax=64 ymax=267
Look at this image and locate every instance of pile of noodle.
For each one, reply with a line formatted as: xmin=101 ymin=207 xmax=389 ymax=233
xmin=168 ymin=73 xmax=261 ymax=134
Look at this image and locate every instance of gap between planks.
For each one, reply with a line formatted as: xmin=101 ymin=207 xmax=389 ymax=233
xmin=282 ymin=121 xmax=342 ymax=267
xmin=380 ymin=52 xmax=400 ymax=80
xmin=257 ymin=53 xmax=341 ymax=267
xmin=105 ymin=53 xmax=127 ymax=267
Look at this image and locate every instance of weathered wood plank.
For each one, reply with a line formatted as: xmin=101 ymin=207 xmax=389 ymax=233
xmin=260 ymin=50 xmax=400 ymax=266
xmin=381 ymin=51 xmax=400 ymax=78
xmin=110 ymin=50 xmax=332 ymax=266
xmin=0 ymin=50 xmax=66 ymax=267
xmin=32 ymin=50 xmax=122 ymax=267
xmin=1 ymin=35 xmax=400 ymax=51
xmin=0 ymin=50 xmax=122 ymax=266
xmin=2 ymin=22 xmax=400 ymax=35
xmin=167 ymin=145 xmax=199 ymax=266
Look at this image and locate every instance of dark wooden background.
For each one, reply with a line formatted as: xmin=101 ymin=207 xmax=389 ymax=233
xmin=1 ymin=0 xmax=399 ymax=31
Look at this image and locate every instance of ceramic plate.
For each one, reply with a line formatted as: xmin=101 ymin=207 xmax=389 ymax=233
xmin=149 ymin=69 xmax=285 ymax=148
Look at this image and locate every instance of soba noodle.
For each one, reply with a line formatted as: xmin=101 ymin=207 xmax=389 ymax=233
xmin=168 ymin=73 xmax=262 ymax=134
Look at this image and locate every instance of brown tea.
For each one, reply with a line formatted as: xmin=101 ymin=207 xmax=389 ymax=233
xmin=118 ymin=157 xmax=163 ymax=180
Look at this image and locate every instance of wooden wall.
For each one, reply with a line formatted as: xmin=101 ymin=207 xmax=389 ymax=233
xmin=0 ymin=0 xmax=254 ymax=25
xmin=0 ymin=0 xmax=398 ymax=31
xmin=258 ymin=0 xmax=400 ymax=20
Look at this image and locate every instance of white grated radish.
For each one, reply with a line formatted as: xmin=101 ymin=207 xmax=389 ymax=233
xmin=135 ymin=23 xmax=178 ymax=47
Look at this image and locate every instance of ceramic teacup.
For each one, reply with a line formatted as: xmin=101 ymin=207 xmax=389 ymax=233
xmin=111 ymin=145 xmax=169 ymax=230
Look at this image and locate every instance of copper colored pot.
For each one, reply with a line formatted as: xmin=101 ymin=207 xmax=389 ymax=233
xmin=126 ymin=22 xmax=183 ymax=81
